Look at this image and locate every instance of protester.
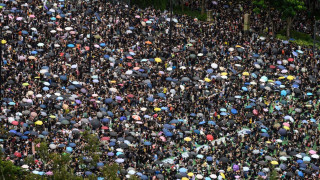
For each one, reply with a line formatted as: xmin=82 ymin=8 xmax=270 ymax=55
xmin=0 ymin=0 xmax=320 ymax=179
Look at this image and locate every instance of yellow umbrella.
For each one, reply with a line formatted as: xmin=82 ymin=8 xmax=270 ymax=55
xmin=221 ymin=72 xmax=228 ymax=76
xmin=271 ymin=161 xmax=279 ymax=165
xmin=278 ymin=76 xmax=285 ymax=80
xmin=287 ymin=75 xmax=295 ymax=80
xmin=35 ymin=121 xmax=43 ymax=125
xmin=283 ymin=126 xmax=290 ymax=130
xmin=188 ymin=172 xmax=194 ymax=177
xmin=266 ymin=141 xmax=272 ymax=144
xmin=242 ymin=72 xmax=249 ymax=76
xmin=1 ymin=40 xmax=7 ymax=44
xmin=204 ymin=78 xmax=211 ymax=82
xmin=220 ymin=173 xmax=225 ymax=179
xmin=184 ymin=137 xmax=191 ymax=142
xmin=110 ymin=80 xmax=116 ymax=83
xmin=49 ymin=115 xmax=56 ymax=119
xmin=35 ymin=76 xmax=40 ymax=79
xmin=155 ymin=58 xmax=162 ymax=63
xmin=22 ymin=83 xmax=30 ymax=86
xmin=182 ymin=178 xmax=188 ymax=180
xmin=154 ymin=108 xmax=161 ymax=112
xmin=268 ymin=80 xmax=274 ymax=82
xmin=235 ymin=45 xmax=242 ymax=48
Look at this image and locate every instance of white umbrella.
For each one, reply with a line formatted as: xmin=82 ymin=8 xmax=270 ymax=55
xmin=126 ymin=30 xmax=132 ymax=34
xmin=54 ymin=44 xmax=60 ymax=48
xmin=196 ymin=174 xmax=203 ymax=179
xmin=311 ymin=154 xmax=319 ymax=159
xmin=50 ymin=30 xmax=56 ymax=33
xmin=128 ymin=170 xmax=135 ymax=175
xmin=37 ymin=43 xmax=44 ymax=47
xmin=65 ymin=27 xmax=73 ymax=31
xmin=22 ymin=165 xmax=29 ymax=169
xmin=109 ymin=88 xmax=118 ymax=93
xmin=211 ymin=63 xmax=218 ymax=69
xmin=228 ymin=47 xmax=234 ymax=52
xmin=36 ymin=94 xmax=43 ymax=98
xmin=125 ymin=70 xmax=133 ymax=75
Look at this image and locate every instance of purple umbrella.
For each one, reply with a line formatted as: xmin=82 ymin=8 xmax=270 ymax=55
xmin=107 ymin=152 xmax=114 ymax=156
xmin=116 ymin=96 xmax=123 ymax=101
xmin=233 ymin=164 xmax=239 ymax=171
xmin=80 ymin=88 xmax=87 ymax=93
xmin=75 ymin=100 xmax=81 ymax=104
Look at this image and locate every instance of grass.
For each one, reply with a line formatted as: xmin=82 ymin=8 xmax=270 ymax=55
xmin=276 ymin=30 xmax=320 ymax=49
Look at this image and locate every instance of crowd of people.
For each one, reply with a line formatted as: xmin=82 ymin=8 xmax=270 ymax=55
xmin=1 ymin=0 xmax=320 ymax=179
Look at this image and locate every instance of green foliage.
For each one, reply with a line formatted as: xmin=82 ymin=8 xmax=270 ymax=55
xmin=173 ymin=6 xmax=207 ymax=21
xmin=0 ymin=158 xmax=24 ymax=179
xmin=101 ymin=163 xmax=121 ymax=180
xmin=276 ymin=30 xmax=320 ymax=48
xmin=277 ymin=0 xmax=306 ymax=19
xmin=270 ymin=168 xmax=279 ymax=180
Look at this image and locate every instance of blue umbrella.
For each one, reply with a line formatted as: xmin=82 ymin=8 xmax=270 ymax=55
xmin=85 ymin=171 xmax=92 ymax=176
xmin=170 ymin=119 xmax=179 ymax=124
xmin=206 ymin=156 xmax=213 ymax=161
xmin=190 ymin=113 xmax=196 ymax=117
xmin=22 ymin=30 xmax=28 ymax=35
xmin=258 ymin=172 xmax=265 ymax=176
xmin=67 ymin=44 xmax=75 ymax=48
xmin=208 ymin=121 xmax=216 ymax=125
xmin=199 ymin=121 xmax=206 ymax=125
xmin=298 ymin=171 xmax=303 ymax=177
xmin=231 ymin=109 xmax=238 ymax=114
xmin=147 ymin=97 xmax=154 ymax=102
xmin=281 ymin=90 xmax=287 ymax=96
xmin=242 ymin=87 xmax=248 ymax=91
xmin=292 ymin=51 xmax=298 ymax=56
xmin=97 ymin=162 xmax=104 ymax=167
xmin=66 ymin=147 xmax=73 ymax=152
xmin=42 ymin=131 xmax=49 ymax=135
xmin=253 ymin=54 xmax=260 ymax=58
xmin=260 ymin=133 xmax=269 ymax=137
xmin=220 ymin=112 xmax=227 ymax=116
xmin=144 ymin=141 xmax=152 ymax=146
xmin=50 ymin=17 xmax=56 ymax=21
xmin=60 ymin=75 xmax=67 ymax=81
xmin=179 ymin=168 xmax=187 ymax=173
xmin=194 ymin=130 xmax=200 ymax=134
xmin=107 ymin=111 xmax=114 ymax=117
xmin=104 ymin=98 xmax=113 ymax=103
xmin=164 ymin=132 xmax=173 ymax=137
xmin=31 ymin=51 xmax=38 ymax=54
xmin=9 ymin=130 xmax=17 ymax=134
xmin=119 ymin=117 xmax=126 ymax=121
xmin=207 ymin=69 xmax=213 ymax=73
xmin=99 ymin=43 xmax=106 ymax=47
xmin=158 ymin=93 xmax=165 ymax=98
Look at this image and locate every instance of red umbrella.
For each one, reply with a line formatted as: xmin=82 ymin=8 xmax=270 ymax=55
xmin=127 ymin=94 xmax=134 ymax=98
xmin=269 ymin=65 xmax=276 ymax=69
xmin=14 ymin=152 xmax=22 ymax=158
xmin=101 ymin=126 xmax=109 ymax=130
xmin=253 ymin=109 xmax=259 ymax=115
xmin=288 ymin=58 xmax=294 ymax=62
xmin=206 ymin=135 xmax=214 ymax=141
xmin=12 ymin=121 xmax=19 ymax=126
xmin=101 ymin=137 xmax=110 ymax=141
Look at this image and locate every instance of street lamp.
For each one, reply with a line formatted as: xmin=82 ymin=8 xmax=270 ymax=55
xmin=313 ymin=18 xmax=320 ymax=54
xmin=169 ymin=0 xmax=173 ymax=44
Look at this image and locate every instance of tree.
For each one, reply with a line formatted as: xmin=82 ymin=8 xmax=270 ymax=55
xmin=277 ymin=0 xmax=306 ymax=37
xmin=0 ymin=158 xmax=25 ymax=179
xmin=201 ymin=0 xmax=205 ymax=15
xmin=270 ymin=167 xmax=279 ymax=180
xmin=252 ymin=0 xmax=277 ymax=37
xmin=101 ymin=163 xmax=121 ymax=180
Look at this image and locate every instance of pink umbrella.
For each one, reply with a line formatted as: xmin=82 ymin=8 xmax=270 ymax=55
xmin=135 ymin=15 xmax=140 ymax=18
xmin=253 ymin=109 xmax=258 ymax=115
xmin=70 ymin=31 xmax=76 ymax=34
xmin=16 ymin=17 xmax=23 ymax=21
xmin=309 ymin=150 xmax=317 ymax=155
xmin=101 ymin=137 xmax=110 ymax=141
xmin=133 ymin=67 xmax=140 ymax=70
xmin=29 ymin=15 xmax=35 ymax=18
xmin=283 ymin=122 xmax=290 ymax=127
xmin=30 ymin=112 xmax=37 ymax=117
xmin=45 ymin=171 xmax=53 ymax=176
xmin=12 ymin=121 xmax=19 ymax=126
xmin=159 ymin=136 xmax=166 ymax=142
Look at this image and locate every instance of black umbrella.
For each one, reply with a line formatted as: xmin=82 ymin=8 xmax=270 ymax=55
xmin=90 ymin=120 xmax=101 ymax=129
xmin=220 ymin=157 xmax=229 ymax=163
xmin=110 ymin=132 xmax=117 ymax=136
xmin=119 ymin=143 xmax=128 ymax=149
xmin=278 ymin=128 xmax=287 ymax=136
